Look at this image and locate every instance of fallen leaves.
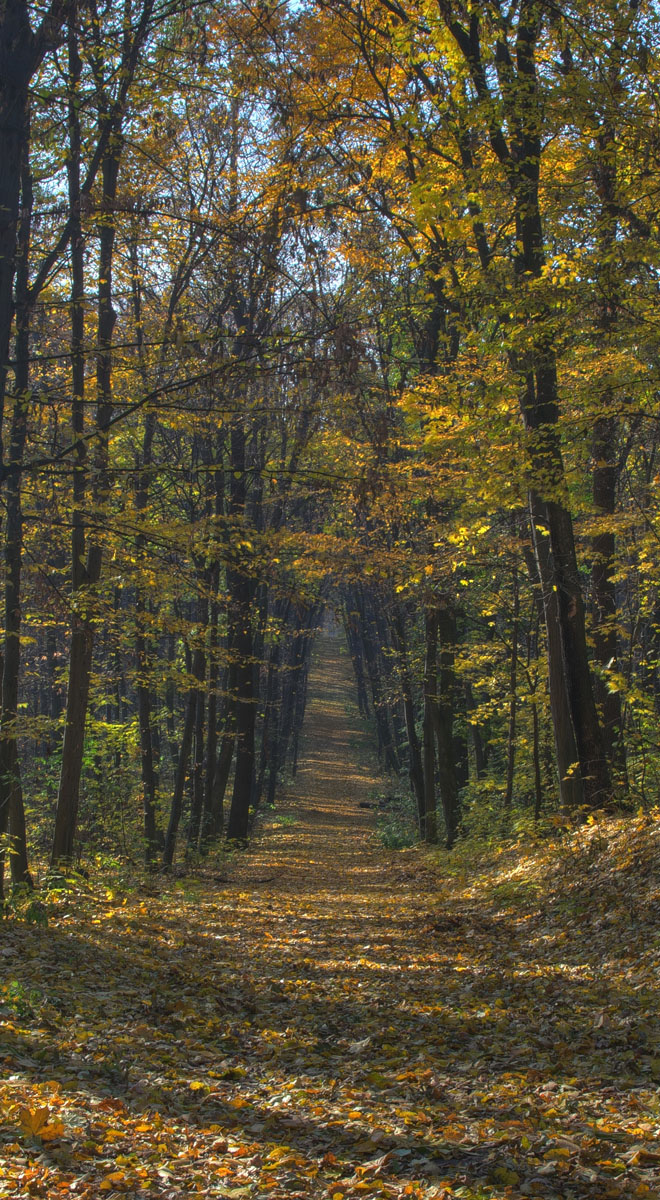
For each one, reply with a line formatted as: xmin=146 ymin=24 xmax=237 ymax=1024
xmin=1 ymin=647 xmax=660 ymax=1200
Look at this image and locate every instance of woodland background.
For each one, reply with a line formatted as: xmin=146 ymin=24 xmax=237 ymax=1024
xmin=1 ymin=0 xmax=660 ymax=891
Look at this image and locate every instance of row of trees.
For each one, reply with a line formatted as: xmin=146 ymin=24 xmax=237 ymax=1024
xmin=1 ymin=0 xmax=659 ymax=888
xmin=322 ymin=0 xmax=660 ymax=843
xmin=0 ymin=0 xmax=343 ymax=894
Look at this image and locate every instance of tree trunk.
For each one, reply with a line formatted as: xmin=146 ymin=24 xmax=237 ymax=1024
xmin=590 ymin=115 xmax=625 ymax=777
xmin=422 ymin=609 xmax=439 ymax=844
xmin=531 ymin=697 xmax=542 ymax=821
xmin=434 ymin=603 xmax=460 ymax=848
xmin=0 ymin=2 xmax=57 ymax=463
xmin=525 ymin=511 xmax=584 ymax=811
xmin=51 ymin=616 xmax=94 ymax=864
xmin=136 ymin=591 xmax=158 ymax=862
xmin=465 ymin=682 xmax=488 ymax=779
xmin=130 ymin=243 xmax=159 ymax=861
xmin=344 ymin=608 xmax=370 ymax=717
xmin=200 ymin=621 xmax=220 ymax=846
xmin=226 ymin=605 xmax=255 ymax=840
xmin=225 ymin=419 xmax=256 ymax=841
xmin=187 ymin=589 xmax=208 ymax=851
xmin=51 ymin=122 xmax=119 ymax=865
xmin=504 ymin=569 xmax=519 ymax=810
xmin=0 ymin=121 xmax=33 ymax=893
xmin=356 ymin=592 xmax=398 ymax=772
xmin=391 ymin=609 xmax=425 ymax=833
xmin=162 ymin=674 xmax=198 ymax=867
xmin=592 ymin=414 xmax=624 ymax=769
xmin=210 ymin=704 xmax=235 ymax=838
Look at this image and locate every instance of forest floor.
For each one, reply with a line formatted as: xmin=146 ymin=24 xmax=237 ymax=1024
xmin=1 ymin=629 xmax=660 ymax=1200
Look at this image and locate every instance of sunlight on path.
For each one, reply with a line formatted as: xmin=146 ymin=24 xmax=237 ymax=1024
xmin=237 ymin=620 xmax=387 ymax=894
xmin=224 ymin=620 xmax=432 ymax=1001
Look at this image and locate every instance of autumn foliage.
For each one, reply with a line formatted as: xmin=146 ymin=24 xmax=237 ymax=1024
xmin=1 ymin=6 xmax=660 ymax=1191
xmin=0 ymin=0 xmax=658 ymax=880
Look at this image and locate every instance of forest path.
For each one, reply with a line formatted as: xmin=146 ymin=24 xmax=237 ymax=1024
xmin=1 ymin=629 xmax=659 ymax=1199
xmin=230 ymin=619 xmax=393 ymax=894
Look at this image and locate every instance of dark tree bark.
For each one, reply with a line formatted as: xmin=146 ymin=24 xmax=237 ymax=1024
xmin=504 ymin=569 xmax=519 ymax=810
xmin=422 ymin=609 xmax=439 ymax=844
xmin=434 ymin=603 xmax=460 ymax=848
xmin=129 ymin=238 xmax=159 ymax=860
xmin=390 ymin=608 xmax=425 ymax=833
xmin=0 ymin=3 xmax=69 ymax=894
xmin=465 ymin=682 xmax=488 ymax=780
xmin=226 ymin=421 xmax=256 ymax=841
xmin=211 ymin=714 xmax=235 ymax=836
xmin=187 ymin=616 xmax=207 ymax=848
xmin=255 ymin=638 xmax=281 ymax=811
xmin=355 ymin=589 xmax=399 ymax=773
xmin=592 ymin=415 xmax=623 ymax=760
xmin=343 ymin=607 xmax=370 ymax=717
xmin=135 ymin=586 xmax=159 ymax=860
xmin=590 ymin=120 xmax=625 ymax=776
xmin=163 ymin=661 xmax=200 ymax=867
xmin=0 ymin=1 xmax=68 ymax=473
xmin=199 ymin=562 xmax=221 ymax=848
xmin=524 ymin=514 xmax=584 ymax=811
xmin=0 ymin=122 xmax=33 ymax=897
xmin=51 ymin=119 xmax=120 ymax=865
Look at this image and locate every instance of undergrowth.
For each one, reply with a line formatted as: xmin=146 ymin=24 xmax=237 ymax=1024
xmin=426 ymin=807 xmax=660 ymax=926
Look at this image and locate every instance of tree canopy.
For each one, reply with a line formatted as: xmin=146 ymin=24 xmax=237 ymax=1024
xmin=1 ymin=0 xmax=660 ymax=885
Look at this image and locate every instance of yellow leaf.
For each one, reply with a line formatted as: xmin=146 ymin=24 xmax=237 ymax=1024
xmin=19 ymin=1107 xmax=50 ymax=1137
xmin=189 ymin=1081 xmax=206 ymax=1091
xmin=266 ymin=1146 xmax=293 ymax=1161
xmin=100 ymin=1172 xmax=127 ymax=1190
xmin=39 ymin=1120 xmax=65 ymax=1142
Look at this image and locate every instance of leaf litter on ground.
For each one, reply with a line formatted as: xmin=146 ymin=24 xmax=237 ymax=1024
xmin=1 ymin=638 xmax=659 ymax=1200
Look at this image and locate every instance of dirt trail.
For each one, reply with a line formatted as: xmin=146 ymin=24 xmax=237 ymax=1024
xmin=234 ymin=621 xmax=393 ymax=892
xmin=2 ymin=627 xmax=659 ymax=1199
